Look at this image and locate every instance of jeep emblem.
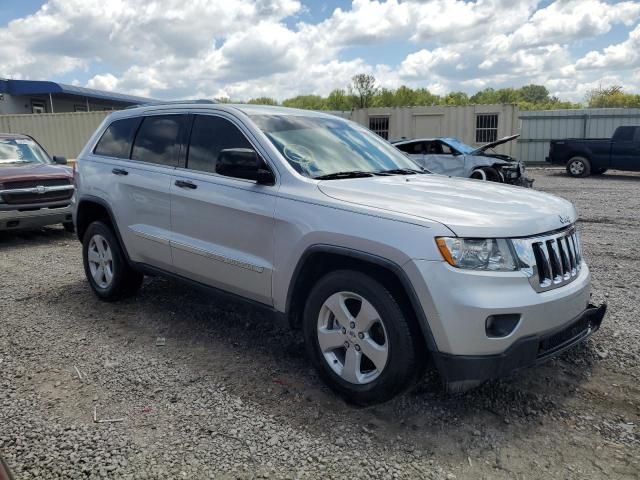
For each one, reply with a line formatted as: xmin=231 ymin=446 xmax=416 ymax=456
xmin=558 ymin=215 xmax=571 ymax=224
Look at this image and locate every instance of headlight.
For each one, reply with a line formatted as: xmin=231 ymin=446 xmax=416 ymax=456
xmin=436 ymin=237 xmax=516 ymax=271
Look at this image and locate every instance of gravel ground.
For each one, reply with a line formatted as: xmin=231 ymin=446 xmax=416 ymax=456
xmin=1 ymin=169 xmax=639 ymax=479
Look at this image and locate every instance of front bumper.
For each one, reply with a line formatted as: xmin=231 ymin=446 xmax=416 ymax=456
xmin=431 ymin=303 xmax=606 ymax=390
xmin=0 ymin=203 xmax=73 ymax=230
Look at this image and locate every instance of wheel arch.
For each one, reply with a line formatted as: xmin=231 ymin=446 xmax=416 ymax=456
xmin=76 ymin=195 xmax=131 ymax=263
xmin=285 ymin=244 xmax=439 ymax=353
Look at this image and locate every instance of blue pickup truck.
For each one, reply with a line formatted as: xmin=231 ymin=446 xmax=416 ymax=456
xmin=547 ymin=126 xmax=640 ymax=177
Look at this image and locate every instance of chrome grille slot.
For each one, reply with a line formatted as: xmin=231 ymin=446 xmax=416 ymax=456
xmin=514 ymin=227 xmax=583 ymax=293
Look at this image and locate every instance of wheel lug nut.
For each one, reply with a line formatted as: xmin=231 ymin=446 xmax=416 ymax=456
xmin=354 ymin=344 xmax=361 ymax=351
xmin=349 ymin=322 xmax=356 ymax=329
xmin=358 ymin=332 xmax=364 ymax=339
xmin=344 ymin=341 xmax=350 ymax=349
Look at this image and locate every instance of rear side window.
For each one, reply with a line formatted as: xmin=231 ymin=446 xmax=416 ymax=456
xmin=93 ymin=117 xmax=141 ymax=159
xmin=615 ymin=126 xmax=635 ymax=141
xmin=396 ymin=142 xmax=423 ymax=154
xmin=131 ymin=115 xmax=186 ymax=167
xmin=187 ymin=115 xmax=252 ymax=174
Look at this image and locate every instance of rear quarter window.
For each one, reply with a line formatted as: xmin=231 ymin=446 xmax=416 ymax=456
xmin=93 ymin=117 xmax=142 ymax=159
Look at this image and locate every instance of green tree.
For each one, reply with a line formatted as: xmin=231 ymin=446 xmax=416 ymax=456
xmin=326 ymin=89 xmax=353 ymax=110
xmin=414 ymin=88 xmax=439 ymax=106
xmin=393 ymin=85 xmax=418 ymax=106
xmin=586 ymin=85 xmax=640 ymax=108
xmin=350 ymin=73 xmax=378 ymax=108
xmin=518 ymin=84 xmax=550 ymax=103
xmin=372 ymin=88 xmax=395 ymax=107
xmin=442 ymin=91 xmax=469 ymax=105
xmin=247 ymin=97 xmax=279 ymax=106
xmin=282 ymin=95 xmax=327 ymax=110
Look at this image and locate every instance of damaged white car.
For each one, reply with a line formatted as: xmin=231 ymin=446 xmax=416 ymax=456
xmin=393 ymin=134 xmax=533 ymax=187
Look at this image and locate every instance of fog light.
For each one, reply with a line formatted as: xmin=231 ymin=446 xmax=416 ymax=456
xmin=485 ymin=314 xmax=521 ymax=338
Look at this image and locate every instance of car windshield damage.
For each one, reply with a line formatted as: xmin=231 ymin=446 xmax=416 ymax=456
xmin=0 ymin=138 xmax=51 ymax=165
xmin=250 ymin=114 xmax=426 ymax=179
xmin=440 ymin=137 xmax=475 ymax=155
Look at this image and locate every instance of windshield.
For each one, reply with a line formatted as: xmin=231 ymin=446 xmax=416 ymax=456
xmin=250 ymin=114 xmax=423 ymax=178
xmin=442 ymin=137 xmax=475 ymax=155
xmin=0 ymin=138 xmax=51 ymax=165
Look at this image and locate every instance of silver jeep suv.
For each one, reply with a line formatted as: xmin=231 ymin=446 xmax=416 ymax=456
xmin=73 ymin=102 xmax=606 ymax=404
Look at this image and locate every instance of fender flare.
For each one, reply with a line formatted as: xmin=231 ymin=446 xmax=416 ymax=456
xmin=285 ymin=244 xmax=439 ymax=352
xmin=76 ymin=195 xmax=133 ymax=264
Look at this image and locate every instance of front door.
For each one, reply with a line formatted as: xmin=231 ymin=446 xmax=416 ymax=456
xmin=423 ymin=140 xmax=465 ymax=176
xmin=170 ymin=113 xmax=277 ymax=305
xmin=611 ymin=128 xmax=640 ymax=171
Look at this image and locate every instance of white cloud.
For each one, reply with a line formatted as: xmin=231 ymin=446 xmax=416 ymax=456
xmin=86 ymin=73 xmax=119 ymax=91
xmin=576 ymin=23 xmax=640 ymax=70
xmin=0 ymin=0 xmax=639 ymax=103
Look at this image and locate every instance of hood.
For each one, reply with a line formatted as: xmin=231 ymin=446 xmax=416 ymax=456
xmin=471 ymin=134 xmax=519 ymax=155
xmin=0 ymin=163 xmax=72 ymax=184
xmin=318 ymin=174 xmax=576 ymax=238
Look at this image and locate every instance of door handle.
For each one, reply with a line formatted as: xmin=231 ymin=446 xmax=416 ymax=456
xmin=112 ymin=168 xmax=128 ymax=176
xmin=175 ymin=179 xmax=197 ymax=189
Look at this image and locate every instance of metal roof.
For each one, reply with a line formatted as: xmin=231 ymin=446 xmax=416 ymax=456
xmin=0 ymin=79 xmax=154 ymax=104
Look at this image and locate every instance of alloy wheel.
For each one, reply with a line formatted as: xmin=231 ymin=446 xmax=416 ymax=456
xmin=87 ymin=234 xmax=114 ymax=289
xmin=317 ymin=291 xmax=389 ymax=384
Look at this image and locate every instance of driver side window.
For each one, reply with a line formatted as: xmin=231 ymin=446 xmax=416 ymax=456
xmin=426 ymin=142 xmax=454 ymax=156
xmin=187 ymin=115 xmax=252 ymax=176
xmin=439 ymin=143 xmax=454 ymax=155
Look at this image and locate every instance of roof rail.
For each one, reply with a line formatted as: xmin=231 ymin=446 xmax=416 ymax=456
xmin=125 ymin=99 xmax=217 ymax=109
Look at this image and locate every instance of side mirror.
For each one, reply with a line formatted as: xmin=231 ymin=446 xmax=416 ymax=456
xmin=217 ymin=148 xmax=275 ymax=185
xmin=53 ymin=155 xmax=67 ymax=165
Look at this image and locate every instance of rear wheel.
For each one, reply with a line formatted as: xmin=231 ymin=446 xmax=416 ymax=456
xmin=566 ymin=156 xmax=591 ymax=177
xmin=82 ymin=221 xmax=143 ymax=301
xmin=302 ymin=270 xmax=422 ymax=405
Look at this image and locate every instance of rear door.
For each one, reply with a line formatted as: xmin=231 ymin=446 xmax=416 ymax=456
xmin=169 ymin=113 xmax=277 ymax=305
xmin=90 ymin=113 xmax=188 ymax=271
xmin=611 ymin=127 xmax=640 ymax=171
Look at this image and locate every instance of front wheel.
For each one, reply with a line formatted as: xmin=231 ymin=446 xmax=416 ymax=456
xmin=566 ymin=156 xmax=591 ymax=177
xmin=302 ymin=270 xmax=422 ymax=405
xmin=82 ymin=221 xmax=143 ymax=301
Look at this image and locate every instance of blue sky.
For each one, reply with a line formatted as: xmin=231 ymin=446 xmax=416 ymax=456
xmin=1 ymin=0 xmax=639 ymax=102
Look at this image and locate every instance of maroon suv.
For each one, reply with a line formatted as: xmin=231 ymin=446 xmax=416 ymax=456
xmin=0 ymin=133 xmax=74 ymax=232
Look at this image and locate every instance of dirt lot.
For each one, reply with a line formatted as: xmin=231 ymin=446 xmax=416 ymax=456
xmin=1 ymin=169 xmax=639 ymax=479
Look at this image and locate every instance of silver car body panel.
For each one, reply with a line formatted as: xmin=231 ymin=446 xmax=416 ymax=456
xmin=73 ymin=103 xmax=591 ymax=358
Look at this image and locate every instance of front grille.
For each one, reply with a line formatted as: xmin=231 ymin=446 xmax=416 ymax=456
xmin=2 ymin=178 xmax=71 ymax=189
xmin=521 ymin=228 xmax=582 ymax=292
xmin=537 ymin=315 xmax=591 ymax=358
xmin=1 ymin=190 xmax=73 ymax=204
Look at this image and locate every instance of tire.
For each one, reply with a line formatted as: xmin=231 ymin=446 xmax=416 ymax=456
xmin=592 ymin=168 xmax=608 ymax=175
xmin=470 ymin=167 xmax=503 ymax=183
xmin=470 ymin=169 xmax=487 ymax=181
xmin=302 ymin=270 xmax=422 ymax=405
xmin=566 ymin=156 xmax=591 ymax=177
xmin=82 ymin=221 xmax=143 ymax=301
xmin=63 ymin=222 xmax=75 ymax=233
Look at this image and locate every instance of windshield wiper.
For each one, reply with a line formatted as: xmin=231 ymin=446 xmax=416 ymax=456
xmin=313 ymin=170 xmax=376 ymax=180
xmin=376 ymin=168 xmax=425 ymax=175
